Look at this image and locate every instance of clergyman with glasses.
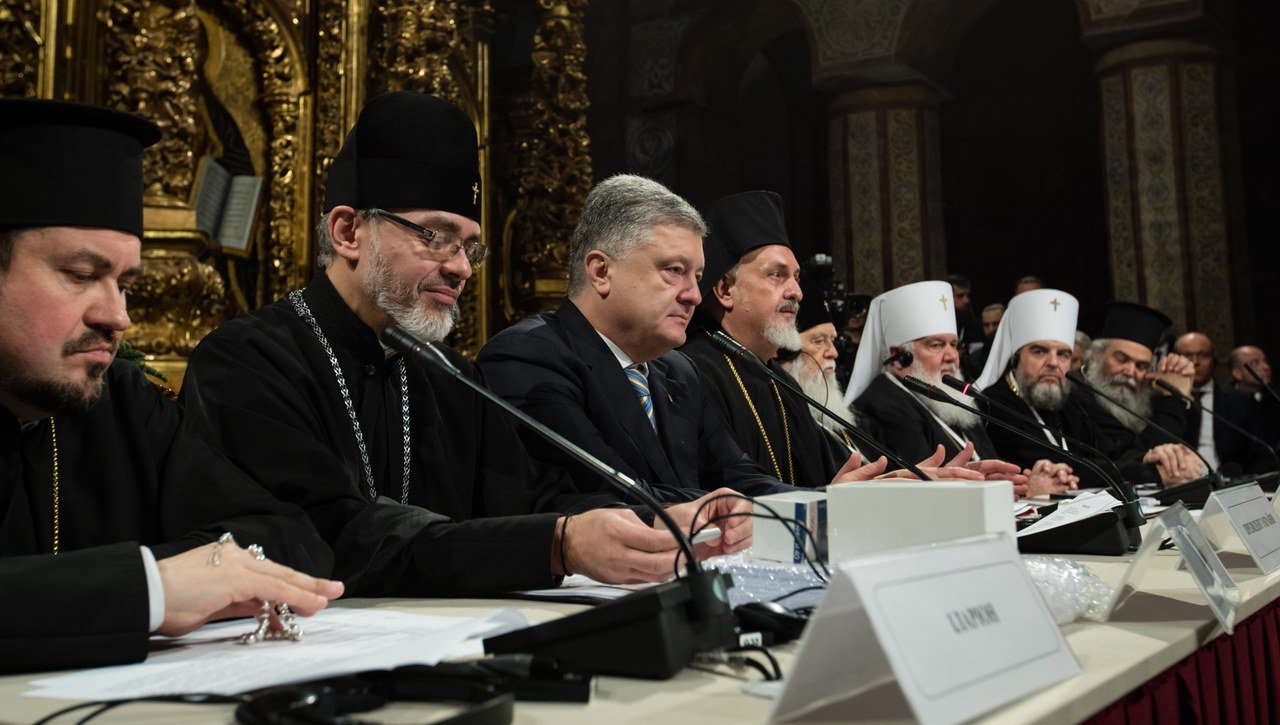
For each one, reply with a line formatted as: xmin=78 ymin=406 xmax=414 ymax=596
xmin=182 ymin=92 xmax=744 ymax=597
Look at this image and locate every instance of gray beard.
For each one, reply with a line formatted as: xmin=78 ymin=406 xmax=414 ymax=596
xmin=763 ymin=317 xmax=802 ymax=354
xmin=904 ymin=365 xmax=981 ymax=430
xmin=364 ymin=230 xmax=458 ymax=342
xmin=1084 ymin=363 xmax=1151 ymax=433
xmin=1015 ymin=371 xmax=1070 ymax=412
xmin=782 ymin=358 xmax=857 ymax=433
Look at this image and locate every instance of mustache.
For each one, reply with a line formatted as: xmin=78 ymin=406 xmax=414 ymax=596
xmin=776 ymin=300 xmax=800 ymax=314
xmin=1107 ymin=374 xmax=1140 ymax=390
xmin=63 ymin=328 xmax=117 ymax=356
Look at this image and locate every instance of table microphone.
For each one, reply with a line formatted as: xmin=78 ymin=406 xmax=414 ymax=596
xmin=706 ymin=330 xmax=931 ymax=481
xmin=901 ymin=376 xmax=1146 ymax=541
xmin=1152 ymin=379 xmax=1280 ymax=472
xmin=1065 ymin=370 xmax=1219 ymax=480
xmin=382 ymin=324 xmax=737 ymax=679
xmin=940 ymin=375 xmax=1130 ymax=491
xmin=1244 ymin=363 xmax=1280 ymax=407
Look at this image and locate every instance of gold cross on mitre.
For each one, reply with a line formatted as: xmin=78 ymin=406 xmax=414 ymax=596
xmin=471 ymin=182 xmax=480 ymax=205
xmin=939 ymin=294 xmax=948 ymax=311
xmin=1050 ymin=298 xmax=1061 ymax=311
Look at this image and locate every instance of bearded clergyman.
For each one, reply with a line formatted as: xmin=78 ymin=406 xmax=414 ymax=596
xmin=1076 ymin=302 xmax=1205 ymax=485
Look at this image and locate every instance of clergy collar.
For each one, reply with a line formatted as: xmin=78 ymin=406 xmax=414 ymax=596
xmin=301 ymin=271 xmax=388 ymax=364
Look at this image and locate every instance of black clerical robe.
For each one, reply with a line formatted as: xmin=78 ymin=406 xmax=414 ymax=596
xmin=981 ymin=373 xmax=1120 ymax=489
xmin=0 ymin=362 xmax=331 ymax=674
xmin=680 ymin=329 xmax=844 ymax=487
xmin=182 ymin=273 xmax=568 ymax=598
xmin=852 ymin=372 xmax=997 ymax=463
xmin=476 ymin=299 xmax=791 ymax=503
xmin=1074 ymin=384 xmax=1194 ymax=484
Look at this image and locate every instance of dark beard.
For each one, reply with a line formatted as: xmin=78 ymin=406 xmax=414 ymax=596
xmin=0 ymin=364 xmax=107 ymax=416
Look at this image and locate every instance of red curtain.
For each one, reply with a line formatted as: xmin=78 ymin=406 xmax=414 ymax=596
xmin=1087 ymin=597 xmax=1280 ymax=724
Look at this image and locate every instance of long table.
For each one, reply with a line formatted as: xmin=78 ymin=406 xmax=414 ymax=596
xmin=4 ymin=543 xmax=1279 ymax=724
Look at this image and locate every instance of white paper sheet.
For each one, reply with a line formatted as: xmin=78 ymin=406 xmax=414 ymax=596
xmin=1016 ymin=490 xmax=1122 ymax=537
xmin=24 ymin=607 xmax=528 ymax=700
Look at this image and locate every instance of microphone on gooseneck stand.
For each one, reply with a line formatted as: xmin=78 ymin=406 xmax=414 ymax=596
xmin=1065 ymin=370 xmax=1219 ymax=480
xmin=1152 ymin=379 xmax=1280 ymax=473
xmin=382 ymin=324 xmax=737 ymax=680
xmin=901 ymin=376 xmax=1144 ymax=553
xmin=940 ymin=375 xmax=1130 ymax=494
xmin=1245 ymin=363 xmax=1280 ymax=407
xmin=707 ymin=330 xmax=932 ymax=481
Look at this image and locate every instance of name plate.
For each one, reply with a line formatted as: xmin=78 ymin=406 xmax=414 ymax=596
xmin=1164 ymin=503 xmax=1240 ymax=634
xmin=771 ymin=534 xmax=1078 ymax=725
xmin=1200 ymin=484 xmax=1280 ymax=574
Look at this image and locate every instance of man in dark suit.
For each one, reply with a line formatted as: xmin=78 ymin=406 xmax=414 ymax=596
xmin=1174 ymin=332 xmax=1275 ymax=473
xmin=479 ymin=175 xmax=790 ymax=553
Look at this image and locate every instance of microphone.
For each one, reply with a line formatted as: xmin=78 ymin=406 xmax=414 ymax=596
xmin=901 ymin=376 xmax=1146 ymax=543
xmin=707 ymin=331 xmax=931 ymax=481
xmin=940 ymin=375 xmax=1130 ymax=491
xmin=1152 ymin=379 xmax=1280 ymax=472
xmin=1245 ymin=362 xmax=1280 ymax=407
xmin=1065 ymin=370 xmax=1218 ymax=475
xmin=382 ymin=324 xmax=737 ymax=678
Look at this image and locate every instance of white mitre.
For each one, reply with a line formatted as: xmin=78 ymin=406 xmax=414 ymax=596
xmin=975 ymin=289 xmax=1079 ymax=390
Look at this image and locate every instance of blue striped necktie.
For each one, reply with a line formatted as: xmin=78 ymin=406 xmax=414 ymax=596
xmin=626 ymin=364 xmax=656 ymax=431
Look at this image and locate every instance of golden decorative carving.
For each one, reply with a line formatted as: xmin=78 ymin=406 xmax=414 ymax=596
xmin=127 ymin=234 xmax=232 ymax=357
xmin=204 ymin=0 xmax=309 ymax=302
xmin=0 ymin=0 xmax=40 ymax=97
xmin=499 ymin=0 xmax=593 ymax=321
xmin=102 ymin=0 xmax=203 ymax=205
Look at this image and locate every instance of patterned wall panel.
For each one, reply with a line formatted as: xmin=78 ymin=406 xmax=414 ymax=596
xmin=1100 ymin=72 xmax=1139 ymax=303
xmin=630 ymin=15 xmax=688 ymax=99
xmin=827 ymin=115 xmax=850 ymax=286
xmin=1130 ymin=63 xmax=1185 ymax=329
xmin=886 ymin=107 xmax=923 ymax=286
xmin=792 ymin=0 xmax=906 ymax=66
xmin=1179 ymin=61 xmax=1230 ymax=347
xmin=844 ymin=109 xmax=884 ymax=295
xmin=626 ymin=110 xmax=678 ymax=187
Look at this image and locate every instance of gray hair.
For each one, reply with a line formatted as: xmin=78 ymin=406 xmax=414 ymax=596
xmin=566 ymin=174 xmax=705 ymax=298
xmin=1075 ymin=329 xmax=1093 ymax=349
xmin=314 ymin=209 xmax=378 ymax=269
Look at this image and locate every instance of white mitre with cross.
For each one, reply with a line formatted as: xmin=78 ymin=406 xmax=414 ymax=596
xmin=975 ymin=289 xmax=1080 ymax=390
xmin=845 ymin=280 xmax=957 ymax=404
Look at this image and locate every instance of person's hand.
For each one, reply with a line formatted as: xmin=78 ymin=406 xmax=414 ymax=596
xmin=558 ymin=509 xmax=683 ymax=584
xmin=1151 ymin=353 xmax=1194 ymax=397
xmin=1145 ymin=443 xmax=1207 ymax=485
xmin=157 ymin=540 xmax=344 ymax=637
xmin=1024 ymin=459 xmax=1079 ymax=496
xmin=831 ymin=451 xmax=891 ymax=483
xmin=944 ymin=442 xmax=1029 ymax=499
xmin=666 ymin=488 xmax=754 ymax=557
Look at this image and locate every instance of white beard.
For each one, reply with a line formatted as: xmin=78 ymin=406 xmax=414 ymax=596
xmin=363 ymin=228 xmax=459 ymax=342
xmin=781 ymin=357 xmax=857 ymax=433
xmin=1084 ymin=363 xmax=1151 ymax=433
xmin=904 ymin=364 xmax=981 ymax=430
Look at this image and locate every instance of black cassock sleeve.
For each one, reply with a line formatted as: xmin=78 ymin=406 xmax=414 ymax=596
xmin=0 ymin=543 xmax=149 ymax=674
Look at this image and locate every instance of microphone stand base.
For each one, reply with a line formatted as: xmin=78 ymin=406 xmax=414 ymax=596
xmin=1017 ymin=509 xmax=1131 ymax=556
xmin=484 ymin=570 xmax=736 ymax=680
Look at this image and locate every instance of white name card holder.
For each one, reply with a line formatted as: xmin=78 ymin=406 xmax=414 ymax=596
xmin=1095 ymin=502 xmax=1241 ymax=634
xmin=1198 ymin=483 xmax=1280 ymax=574
xmin=769 ymin=534 xmax=1079 ymax=725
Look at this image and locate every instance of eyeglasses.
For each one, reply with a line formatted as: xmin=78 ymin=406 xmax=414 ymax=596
xmin=368 ymin=208 xmax=488 ymax=267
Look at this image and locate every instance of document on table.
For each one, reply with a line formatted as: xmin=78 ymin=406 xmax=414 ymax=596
xmin=1016 ymin=490 xmax=1123 ymax=537
xmin=25 ymin=607 xmax=528 ymax=701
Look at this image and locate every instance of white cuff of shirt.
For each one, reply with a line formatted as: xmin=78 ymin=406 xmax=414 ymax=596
xmin=141 ymin=546 xmax=165 ymax=632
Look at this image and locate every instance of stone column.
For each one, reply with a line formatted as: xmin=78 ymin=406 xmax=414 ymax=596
xmin=1096 ymin=39 xmax=1234 ymax=345
xmin=827 ymin=84 xmax=947 ymax=296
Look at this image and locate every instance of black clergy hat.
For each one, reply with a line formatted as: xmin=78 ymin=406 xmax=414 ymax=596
xmin=323 ymin=92 xmax=481 ymax=222
xmin=796 ymin=274 xmax=834 ymax=333
xmin=0 ymin=98 xmax=160 ymax=238
xmin=699 ymin=191 xmax=791 ymax=299
xmin=1099 ymin=301 xmax=1172 ymax=352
